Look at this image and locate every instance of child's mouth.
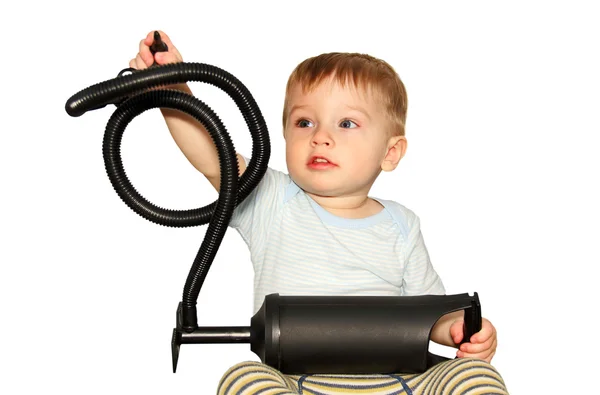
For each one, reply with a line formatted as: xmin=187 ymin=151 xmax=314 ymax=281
xmin=308 ymin=157 xmax=337 ymax=170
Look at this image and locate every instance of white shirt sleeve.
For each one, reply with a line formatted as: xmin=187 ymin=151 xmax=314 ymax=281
xmin=401 ymin=214 xmax=446 ymax=296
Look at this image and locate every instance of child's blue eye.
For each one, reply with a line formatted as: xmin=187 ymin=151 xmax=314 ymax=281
xmin=340 ymin=119 xmax=358 ymax=129
xmin=297 ymin=119 xmax=314 ymax=128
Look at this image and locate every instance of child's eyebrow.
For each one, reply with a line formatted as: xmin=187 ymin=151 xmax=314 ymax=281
xmin=345 ymin=105 xmax=371 ymax=120
xmin=289 ymin=104 xmax=310 ymax=114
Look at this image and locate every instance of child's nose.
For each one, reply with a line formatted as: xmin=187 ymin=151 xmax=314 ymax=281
xmin=311 ymin=127 xmax=333 ymax=147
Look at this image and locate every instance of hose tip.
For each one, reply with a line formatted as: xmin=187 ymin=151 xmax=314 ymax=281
xmin=65 ymin=98 xmax=83 ymax=117
xmin=150 ymin=31 xmax=168 ymax=55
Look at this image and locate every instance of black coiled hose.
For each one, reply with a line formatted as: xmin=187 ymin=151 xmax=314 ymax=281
xmin=65 ymin=62 xmax=270 ymax=330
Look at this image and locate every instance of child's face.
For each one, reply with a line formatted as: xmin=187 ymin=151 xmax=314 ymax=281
xmin=284 ymin=78 xmax=398 ymax=198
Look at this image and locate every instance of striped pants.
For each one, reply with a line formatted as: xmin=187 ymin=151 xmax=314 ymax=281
xmin=217 ymin=359 xmax=508 ymax=395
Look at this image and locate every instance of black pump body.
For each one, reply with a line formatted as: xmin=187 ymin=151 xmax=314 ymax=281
xmin=66 ymin=31 xmax=483 ymax=376
xmin=175 ymin=292 xmax=481 ymax=374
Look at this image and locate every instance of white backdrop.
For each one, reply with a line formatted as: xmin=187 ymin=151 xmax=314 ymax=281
xmin=2 ymin=1 xmax=599 ymax=394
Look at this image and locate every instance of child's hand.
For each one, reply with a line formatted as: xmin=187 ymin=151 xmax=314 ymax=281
xmin=450 ymin=317 xmax=497 ymax=363
xmin=129 ymin=30 xmax=183 ymax=70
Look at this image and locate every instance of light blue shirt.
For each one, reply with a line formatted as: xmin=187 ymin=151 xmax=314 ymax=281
xmin=230 ymin=157 xmax=445 ymax=314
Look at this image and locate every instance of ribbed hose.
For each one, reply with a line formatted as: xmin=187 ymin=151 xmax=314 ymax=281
xmin=65 ymin=63 xmax=270 ymax=329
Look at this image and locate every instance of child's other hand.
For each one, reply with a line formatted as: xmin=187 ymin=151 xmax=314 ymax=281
xmin=450 ymin=317 xmax=497 ymax=363
xmin=129 ymin=30 xmax=183 ymax=70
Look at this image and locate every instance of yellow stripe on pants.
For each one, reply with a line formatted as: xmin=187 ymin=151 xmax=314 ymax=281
xmin=217 ymin=359 xmax=509 ymax=395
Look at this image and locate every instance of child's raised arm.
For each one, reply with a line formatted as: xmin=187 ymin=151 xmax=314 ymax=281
xmin=128 ymin=30 xmax=246 ymax=191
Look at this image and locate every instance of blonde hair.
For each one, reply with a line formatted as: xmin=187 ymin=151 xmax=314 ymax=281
xmin=282 ymin=52 xmax=408 ymax=137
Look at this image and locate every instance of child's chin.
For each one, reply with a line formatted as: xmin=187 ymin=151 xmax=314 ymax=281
xmin=304 ymin=184 xmax=341 ymax=197
xmin=291 ymin=173 xmax=341 ymax=194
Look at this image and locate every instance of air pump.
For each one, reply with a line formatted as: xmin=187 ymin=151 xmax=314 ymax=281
xmin=65 ymin=32 xmax=482 ymax=375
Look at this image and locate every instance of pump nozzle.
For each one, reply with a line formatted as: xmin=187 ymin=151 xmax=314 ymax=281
xmin=150 ymin=31 xmax=168 ymax=55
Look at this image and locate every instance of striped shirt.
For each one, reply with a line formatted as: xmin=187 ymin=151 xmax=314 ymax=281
xmin=230 ymin=158 xmax=445 ymax=314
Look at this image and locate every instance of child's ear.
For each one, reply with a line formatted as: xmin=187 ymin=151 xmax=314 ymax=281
xmin=381 ymin=136 xmax=407 ymax=172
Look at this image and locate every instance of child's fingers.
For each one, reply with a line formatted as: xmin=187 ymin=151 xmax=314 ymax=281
xmin=470 ymin=318 xmax=494 ymax=343
xmin=469 ymin=321 xmax=496 ymax=343
xmin=470 ymin=329 xmax=491 ymax=344
xmin=131 ymin=53 xmax=147 ymax=70
xmin=138 ymin=39 xmax=154 ymax=67
xmin=460 ymin=336 xmax=495 ymax=354
xmin=449 ymin=320 xmax=464 ymax=344
xmin=457 ymin=339 xmax=497 ymax=363
xmin=147 ymin=30 xmax=183 ymax=61
xmin=154 ymin=51 xmax=181 ymax=65
xmin=131 ymin=31 xmax=183 ymax=70
xmin=144 ymin=31 xmax=154 ymax=45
